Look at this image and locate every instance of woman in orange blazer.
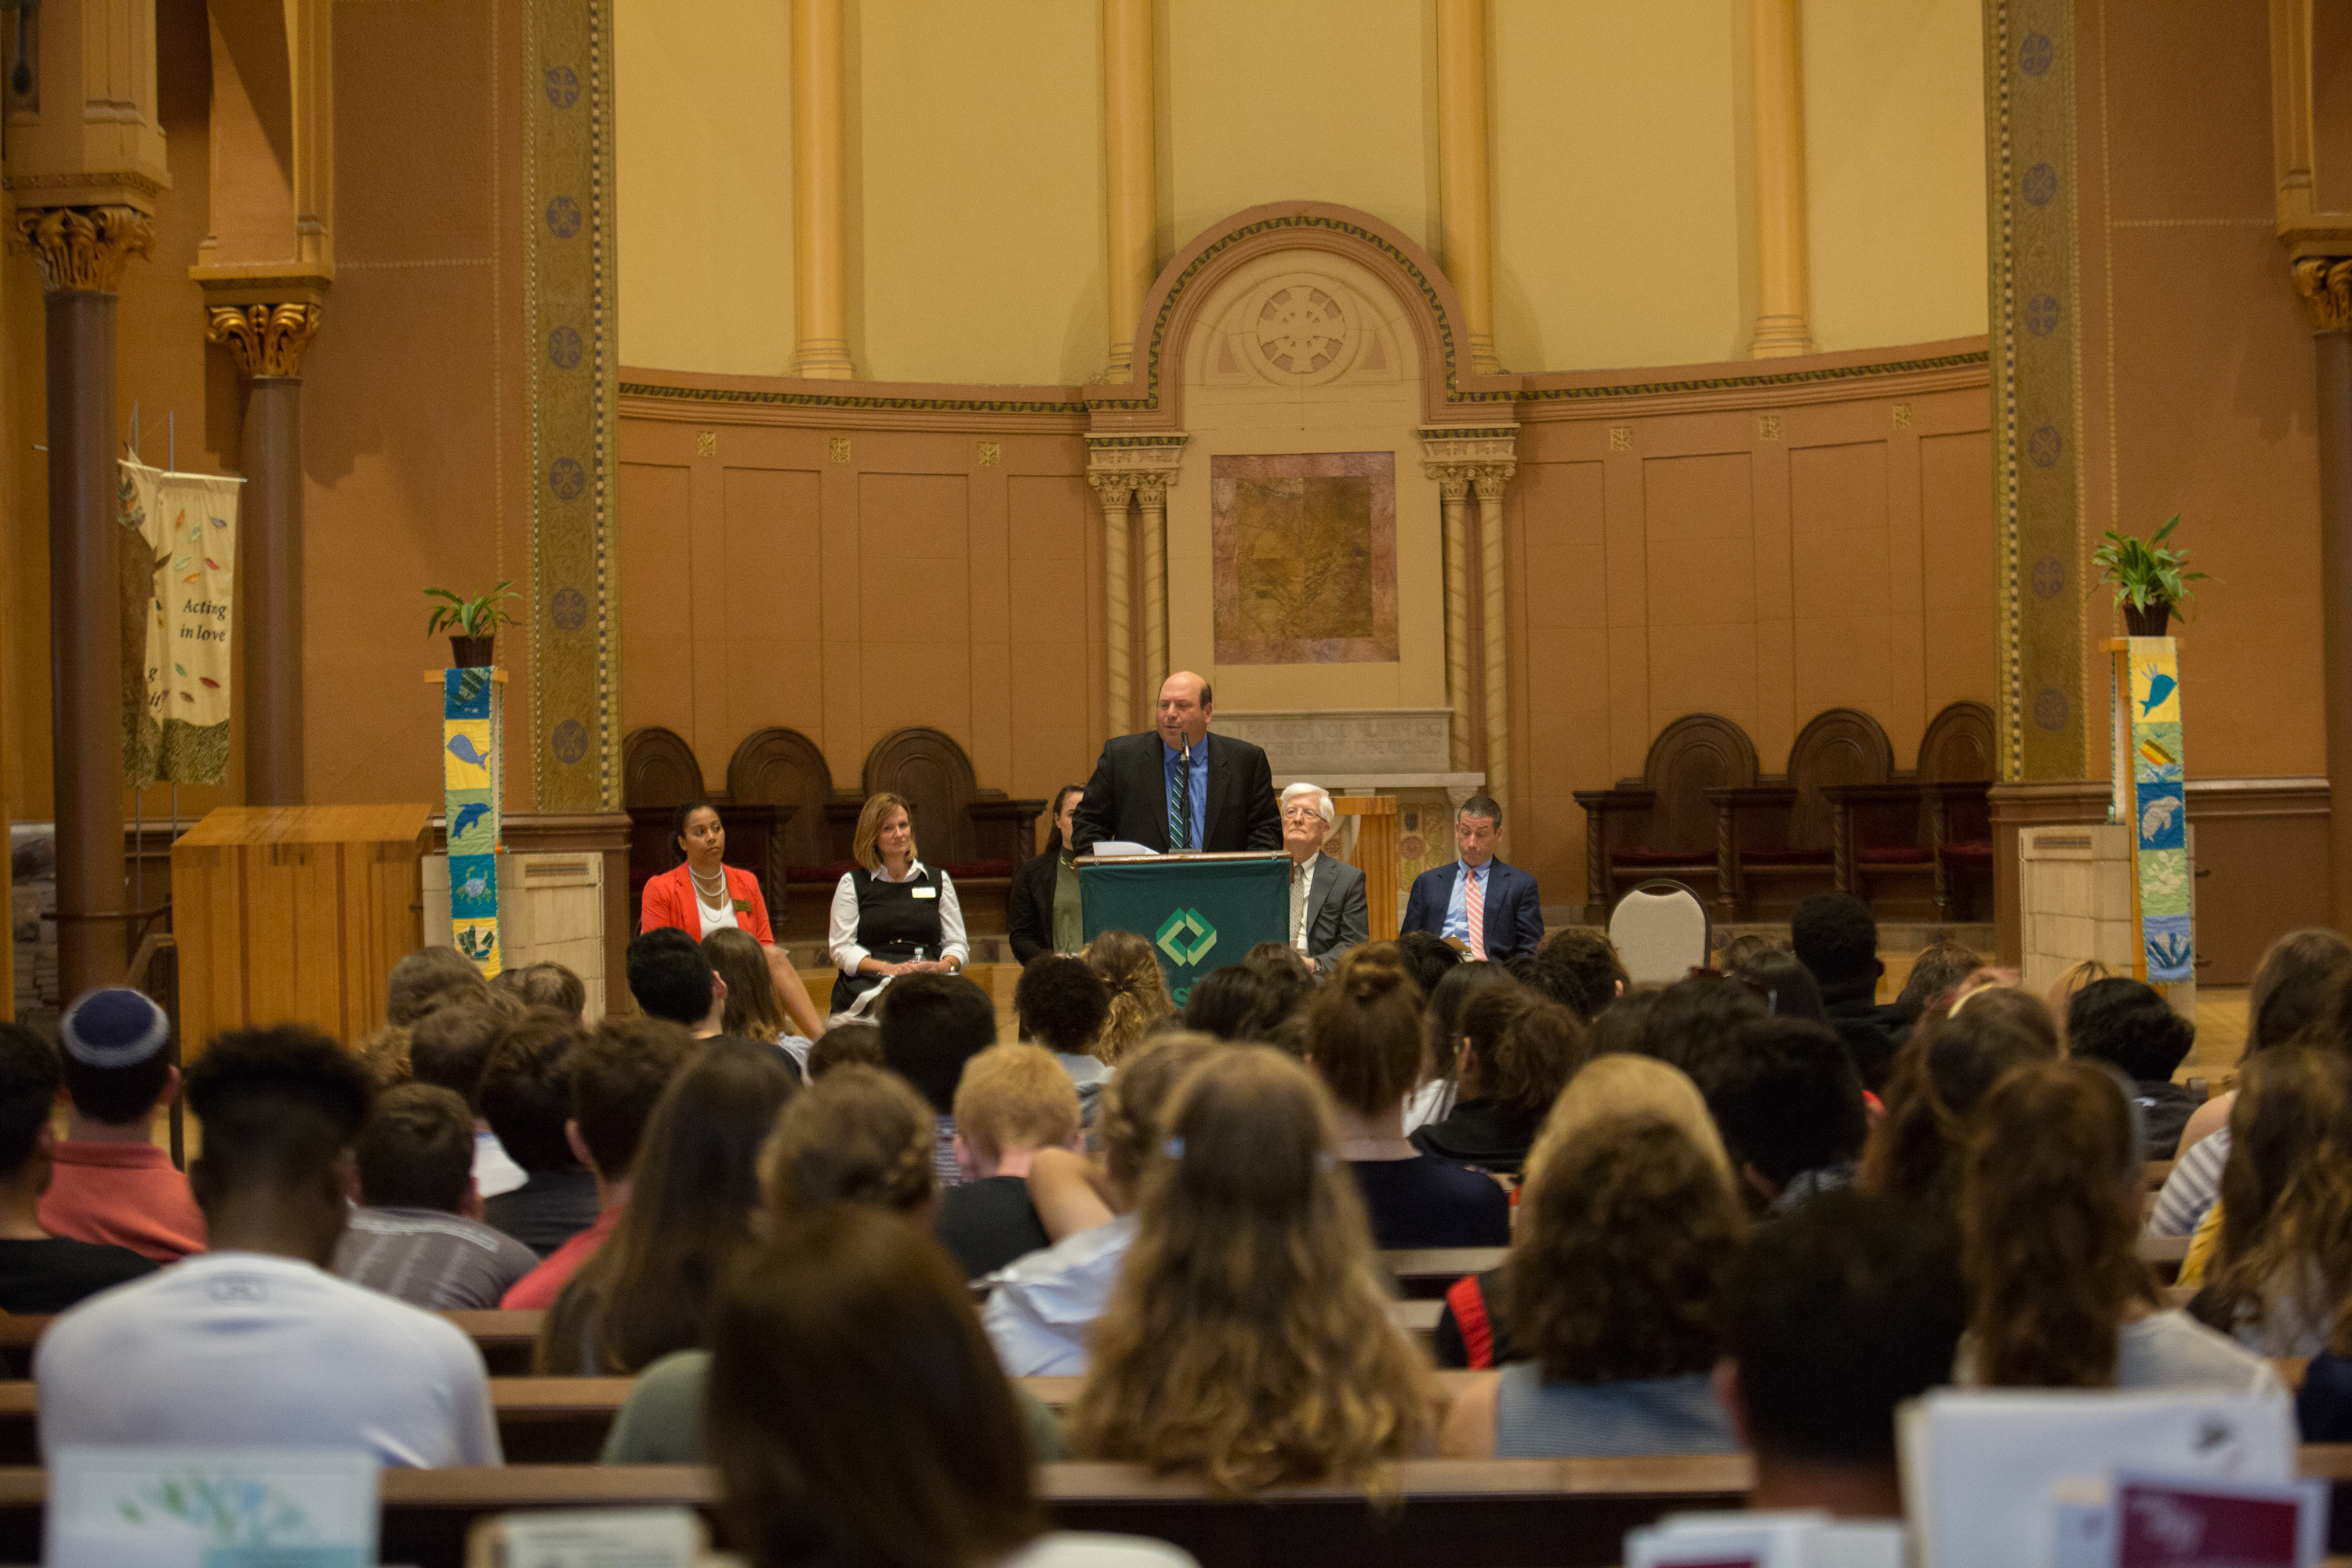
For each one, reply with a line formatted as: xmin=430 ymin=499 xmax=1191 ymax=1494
xmin=641 ymin=800 xmax=826 ymax=1040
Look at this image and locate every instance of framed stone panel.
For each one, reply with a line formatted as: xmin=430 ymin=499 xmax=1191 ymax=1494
xmin=1210 ymin=451 xmax=1398 ymax=665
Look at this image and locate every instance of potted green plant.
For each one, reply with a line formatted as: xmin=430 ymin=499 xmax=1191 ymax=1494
xmin=2092 ymin=515 xmax=2208 ymax=637
xmin=425 ymin=581 xmax=519 ymax=667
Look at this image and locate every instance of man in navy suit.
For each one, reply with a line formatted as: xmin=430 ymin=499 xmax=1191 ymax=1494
xmin=1399 ymin=794 xmax=1544 ymax=961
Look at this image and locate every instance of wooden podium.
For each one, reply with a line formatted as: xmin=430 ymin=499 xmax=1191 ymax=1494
xmin=173 ymin=805 xmax=433 ymax=1058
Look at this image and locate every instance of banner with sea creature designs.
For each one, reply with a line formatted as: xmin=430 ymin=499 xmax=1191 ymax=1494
xmin=119 ymin=459 xmax=242 ymax=785
xmin=2123 ymin=639 xmax=2190 ymax=982
xmin=444 ymin=666 xmax=503 ymax=976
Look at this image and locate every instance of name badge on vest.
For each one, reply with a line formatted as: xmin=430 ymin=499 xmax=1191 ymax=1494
xmin=912 ymin=886 xmax=938 ymax=899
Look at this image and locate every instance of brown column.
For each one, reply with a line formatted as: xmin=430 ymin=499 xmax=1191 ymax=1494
xmin=206 ymin=304 xmax=321 ymax=805
xmin=16 ymin=207 xmax=154 ymax=996
xmin=2296 ymin=259 xmax=2352 ymax=926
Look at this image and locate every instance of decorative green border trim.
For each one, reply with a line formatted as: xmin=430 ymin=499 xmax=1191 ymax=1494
xmin=1418 ymin=426 xmax=1521 ymax=439
xmin=1085 ymin=434 xmax=1191 ymax=448
xmin=1519 ymin=350 xmax=1988 ymax=401
xmin=618 ymin=381 xmax=1087 ymax=416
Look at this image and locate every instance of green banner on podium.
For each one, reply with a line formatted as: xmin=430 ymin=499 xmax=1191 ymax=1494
xmin=1078 ymin=852 xmax=1290 ymax=1007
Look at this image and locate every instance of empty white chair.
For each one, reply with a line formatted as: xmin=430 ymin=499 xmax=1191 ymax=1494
xmin=1608 ymin=880 xmax=1711 ymax=985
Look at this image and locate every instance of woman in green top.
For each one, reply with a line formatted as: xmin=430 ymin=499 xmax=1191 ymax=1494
xmin=1008 ymin=786 xmax=1087 ymax=964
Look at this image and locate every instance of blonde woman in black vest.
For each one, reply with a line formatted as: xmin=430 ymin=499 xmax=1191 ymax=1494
xmin=826 ymin=793 xmax=968 ymax=1017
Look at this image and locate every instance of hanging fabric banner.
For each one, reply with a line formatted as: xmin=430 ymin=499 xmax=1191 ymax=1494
xmin=443 ymin=666 xmax=503 ymax=975
xmin=120 ymin=459 xmax=242 ymax=785
xmin=2118 ymin=637 xmax=2190 ymax=982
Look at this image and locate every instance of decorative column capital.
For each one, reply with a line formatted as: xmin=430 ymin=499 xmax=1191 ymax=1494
xmin=1086 ymin=471 xmax=1136 ymax=511
xmin=1086 ymin=432 xmax=1186 ymax=510
xmin=2292 ymin=257 xmax=2352 ymax=333
xmin=10 ymin=206 xmax=153 ymax=294
xmin=1423 ymin=464 xmax=1472 ymax=502
xmin=1418 ymin=426 xmax=1518 ymax=495
xmin=1471 ymin=460 xmax=1516 ymax=502
xmin=205 ymin=303 xmax=324 ymax=378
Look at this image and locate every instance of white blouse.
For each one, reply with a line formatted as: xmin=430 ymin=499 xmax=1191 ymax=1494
xmin=826 ymin=859 xmax=970 ymax=972
xmin=691 ymin=872 xmax=739 ymax=938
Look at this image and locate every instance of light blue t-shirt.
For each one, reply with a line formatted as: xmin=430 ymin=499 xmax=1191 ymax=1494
xmin=1492 ymin=1365 xmax=1739 ymax=1458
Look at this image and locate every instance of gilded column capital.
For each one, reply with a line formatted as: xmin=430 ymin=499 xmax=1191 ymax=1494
xmin=10 ymin=206 xmax=154 ymax=294
xmin=1423 ymin=464 xmax=1472 ymax=502
xmin=1133 ymin=474 xmax=1171 ymax=509
xmin=1087 ymin=471 xmax=1137 ymax=510
xmin=1471 ymin=460 xmax=1516 ymax=502
xmin=205 ymin=303 xmax=325 ymax=379
xmin=2292 ymin=257 xmax=2352 ymax=334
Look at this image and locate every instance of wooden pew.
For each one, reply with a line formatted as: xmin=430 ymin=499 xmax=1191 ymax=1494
xmin=0 ymin=1309 xmax=553 ymax=1381
xmin=1387 ymin=1236 xmax=2194 ymax=1296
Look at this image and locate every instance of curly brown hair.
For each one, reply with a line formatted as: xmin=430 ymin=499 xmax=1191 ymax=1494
xmin=1960 ymin=1059 xmax=2149 ymax=1388
xmin=1302 ymin=944 xmax=1426 ymax=1116
xmin=1068 ymin=1047 xmax=1436 ymax=1492
xmin=2207 ymin=1044 xmax=2352 ymax=1351
xmin=1864 ymin=986 xmax=2059 ymax=1207
xmin=758 ymin=1065 xmax=937 ymax=1221
xmin=1083 ymin=929 xmax=1174 ymax=1066
xmin=1507 ymin=1114 xmax=1746 ymax=1383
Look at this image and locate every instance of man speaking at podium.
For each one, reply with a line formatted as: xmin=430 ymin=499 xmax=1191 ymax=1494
xmin=1073 ymin=672 xmax=1280 ymax=855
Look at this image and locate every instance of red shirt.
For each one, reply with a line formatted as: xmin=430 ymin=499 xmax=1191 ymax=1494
xmin=38 ymin=1141 xmax=207 ymax=1262
xmin=638 ymin=862 xmax=775 ymax=945
xmin=499 ymin=1202 xmax=622 ymax=1309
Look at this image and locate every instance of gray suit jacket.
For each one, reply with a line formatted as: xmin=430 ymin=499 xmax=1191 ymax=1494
xmin=1299 ymin=854 xmax=1370 ymax=973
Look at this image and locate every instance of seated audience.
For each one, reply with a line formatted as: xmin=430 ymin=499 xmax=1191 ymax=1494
xmin=2196 ymin=1044 xmax=2352 ymax=1356
xmin=1068 ymin=1047 xmax=1436 ymax=1491
xmin=1864 ymin=985 xmax=2059 ymax=1212
xmin=408 ymin=994 xmax=526 ymax=1199
xmin=502 ymin=1016 xmax=695 ymax=1308
xmin=706 ymin=926 xmax=810 ymax=1073
xmin=939 ymin=1044 xmax=1081 ymax=1277
xmin=878 ymin=971 xmax=999 ymax=1189
xmin=0 ymin=1022 xmax=155 ymax=1310
xmin=353 ymin=1025 xmax=412 ymax=1093
xmin=1959 ymin=1058 xmax=2278 ymax=1393
xmin=1639 ymin=974 xmax=1769 ymax=1072
xmin=385 ymin=943 xmax=489 ymax=1026
xmin=1534 ymin=928 xmax=1626 ymax=1022
xmin=1279 ymin=781 xmax=1370 ymax=972
xmin=489 ymin=960 xmax=587 ymax=1022
xmin=1014 ymin=954 xmax=1114 ymax=1123
xmin=539 ymin=1038 xmax=798 ymax=1374
xmin=1398 ymin=794 xmax=1543 ymax=961
xmin=1718 ymin=1190 xmax=1968 ymax=1518
xmin=1410 ymin=989 xmax=1586 ymax=1175
xmin=1435 ymin=1054 xmax=1726 ymax=1370
xmin=1894 ymin=938 xmax=1984 ymax=1022
xmin=477 ymin=1009 xmax=601 ymax=1257
xmin=39 ymin=986 xmax=205 ymax=1261
xmin=1724 ymin=946 xmax=1826 ymax=1021
xmin=1402 ymin=960 xmax=1519 ymax=1134
xmin=806 ymin=1019 xmax=885 ymax=1078
xmin=1007 ymin=783 xmax=1087 ymax=965
xmin=37 ymin=1025 xmax=499 ymax=1465
xmin=2152 ymin=927 xmax=2352 ymax=1236
xmin=1440 ymin=1112 xmax=1745 ymax=1457
xmin=1084 ymin=929 xmax=1174 ymax=1064
xmin=640 ymin=798 xmax=826 ymax=1038
xmin=333 ymin=1083 xmax=539 ymax=1308
xmin=706 ymin=1208 xmax=1183 ymax=1567
xmin=984 ymin=1034 xmax=1225 ymax=1377
xmin=1303 ymin=947 xmax=1509 ymax=1248
xmin=2064 ymin=977 xmax=2198 ymax=1158
xmin=1791 ymin=892 xmax=1909 ymax=1090
xmin=1686 ymin=1016 xmax=1868 ymax=1214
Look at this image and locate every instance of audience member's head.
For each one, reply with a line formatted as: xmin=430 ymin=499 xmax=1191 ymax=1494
xmin=1013 ymin=955 xmax=1110 ymax=1058
xmin=1521 ymin=1053 xmax=1730 ymax=1227
xmin=1534 ymin=929 xmax=1627 ymax=1022
xmin=1301 ymin=946 xmax=1425 ymax=1119
xmin=1420 ymin=961 xmax=1520 ymax=1094
xmin=705 ymin=927 xmax=786 ymax=1041
xmin=0 ymin=1024 xmax=61 ymax=1189
xmin=760 ymin=1064 xmax=939 ymax=1221
xmin=2209 ymin=1044 xmax=2352 ymax=1346
xmin=386 ymin=945 xmax=489 ymax=1027
xmin=183 ymin=1025 xmax=376 ymax=1262
xmin=543 ymin=1037 xmax=798 ymax=1374
xmin=2065 ymin=978 xmax=2195 ymax=1083
xmin=1069 ymin=1047 xmax=1432 ymax=1491
xmin=1394 ymin=929 xmax=1464 ymax=999
xmin=1725 ymin=946 xmax=1825 ymax=1022
xmin=876 ymin=973 xmax=997 ymax=1116
xmin=806 ymin=1021 xmax=884 ymax=1078
xmin=1790 ymin=893 xmax=1882 ymax=992
xmin=352 ymin=1025 xmax=412 ymax=1094
xmin=1719 ymin=1189 xmax=1966 ymax=1515
xmin=952 ymin=1044 xmax=1081 ymax=1178
xmin=568 ymin=1017 xmax=697 ymax=1183
xmin=709 ymin=1207 xmax=1046 ymax=1568
xmin=1865 ymin=985 xmax=2060 ymax=1207
xmin=2043 ymin=958 xmax=2116 ymax=1016
xmin=627 ymin=927 xmax=720 ymax=1030
xmin=1454 ymin=987 xmax=1587 ymax=1124
xmin=1961 ymin=1058 xmax=2148 ymax=1387
xmin=1082 ymin=930 xmax=1174 ymax=1065
xmin=1237 ymin=944 xmax=1314 ymax=1035
xmin=478 ymin=1009 xmax=588 ymax=1176
xmin=407 ymin=996 xmax=510 ymax=1109
xmin=1686 ymin=1017 xmax=1867 ymax=1210
xmin=1895 ymin=938 xmax=1984 ymax=1022
xmin=1096 ymin=1033 xmax=1227 ymax=1208
xmin=1640 ymin=975 xmax=1769 ymax=1072
xmin=1180 ymin=965 xmax=1272 ymax=1042
xmin=1719 ymin=933 xmax=1788 ymax=972
xmin=2259 ymin=928 xmax=2352 ymax=1057
xmin=1243 ymin=942 xmax=1313 ymax=985
xmin=489 ymin=961 xmax=587 ymax=1022
xmin=1584 ymin=987 xmax=1661 ymax=1058
xmin=56 ymin=986 xmax=176 ymax=1130
xmin=353 ymin=1083 xmax=477 ymax=1214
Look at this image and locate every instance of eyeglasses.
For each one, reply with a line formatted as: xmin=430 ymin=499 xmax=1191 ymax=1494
xmin=1281 ymin=807 xmax=1325 ymax=822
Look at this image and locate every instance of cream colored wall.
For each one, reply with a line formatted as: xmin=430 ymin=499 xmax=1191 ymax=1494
xmin=615 ymin=0 xmax=795 ymax=376
xmin=1802 ymin=0 xmax=1988 ymax=353
xmin=855 ymin=0 xmax=1105 ymax=384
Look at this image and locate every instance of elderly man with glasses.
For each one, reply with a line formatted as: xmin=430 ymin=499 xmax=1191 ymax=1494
xmin=1279 ymin=782 xmax=1370 ymax=975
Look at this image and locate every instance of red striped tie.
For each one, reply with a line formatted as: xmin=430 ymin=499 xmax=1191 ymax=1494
xmin=1465 ymin=868 xmax=1486 ymax=960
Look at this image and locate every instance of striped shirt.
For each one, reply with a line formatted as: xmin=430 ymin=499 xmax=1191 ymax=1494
xmin=2148 ymin=1127 xmax=2228 ymax=1236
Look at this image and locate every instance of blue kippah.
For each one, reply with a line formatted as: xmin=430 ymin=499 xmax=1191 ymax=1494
xmin=58 ymin=987 xmax=171 ymax=1070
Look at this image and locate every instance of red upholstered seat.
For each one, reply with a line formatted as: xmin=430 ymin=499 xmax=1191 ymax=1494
xmin=1940 ymin=841 xmax=1994 ymax=865
xmin=1613 ymin=846 xmax=1715 ymax=865
xmin=786 ymin=859 xmax=860 ymax=884
xmin=1738 ymin=847 xmax=1833 ymax=866
xmin=1857 ymin=845 xmax=1934 ymax=865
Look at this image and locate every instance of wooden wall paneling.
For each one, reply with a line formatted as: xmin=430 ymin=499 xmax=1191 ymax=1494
xmin=687 ymin=429 xmax=734 ymax=782
xmin=617 ymin=461 xmax=697 ymax=744
xmin=1642 ymin=449 xmax=1759 ymax=746
xmin=1509 ymin=461 xmax=1610 ymax=904
xmin=1788 ymin=440 xmax=1893 ymax=726
xmin=1748 ymin=415 xmax=1798 ymax=768
xmin=1918 ymin=426 xmax=1997 ymax=725
xmin=2182 ymin=779 xmax=2330 ymax=985
xmin=970 ymin=443 xmax=1014 ymax=792
xmin=855 ymin=470 xmax=973 ymax=764
xmin=1006 ymin=473 xmax=1096 ymax=808
xmin=820 ymin=437 xmax=864 ymax=787
xmin=1602 ymin=421 xmax=1650 ymax=781
xmin=719 ymin=464 xmax=826 ymax=755
xmin=1885 ymin=404 xmax=1930 ymax=759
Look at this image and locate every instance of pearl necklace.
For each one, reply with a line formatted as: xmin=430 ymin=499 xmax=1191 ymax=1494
xmin=690 ymin=863 xmax=728 ymax=901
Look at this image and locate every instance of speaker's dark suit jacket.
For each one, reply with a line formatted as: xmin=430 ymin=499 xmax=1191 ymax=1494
xmin=1072 ymin=731 xmax=1281 ymax=855
xmin=1399 ymin=858 xmax=1545 ymax=961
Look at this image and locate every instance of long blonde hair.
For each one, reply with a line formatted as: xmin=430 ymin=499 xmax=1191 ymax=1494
xmin=1068 ymin=1047 xmax=1436 ymax=1492
xmin=1521 ymin=1053 xmax=1729 ymax=1221
xmin=2209 ymin=1044 xmax=2352 ymax=1351
xmin=1084 ymin=929 xmax=1173 ymax=1066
